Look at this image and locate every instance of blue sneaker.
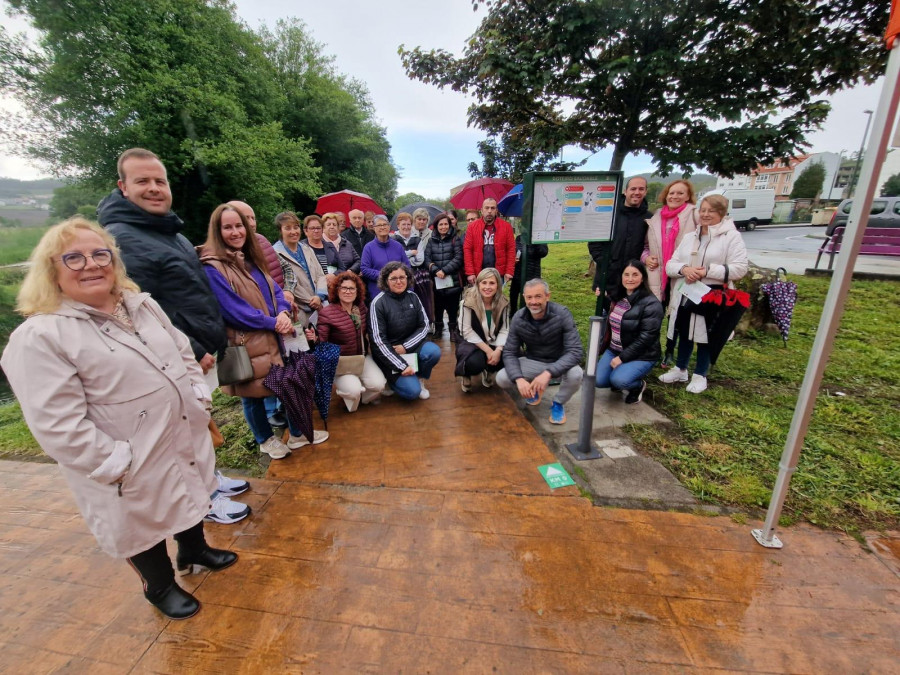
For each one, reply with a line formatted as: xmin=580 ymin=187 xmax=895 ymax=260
xmin=549 ymin=401 xmax=566 ymax=425
xmin=525 ymin=391 xmax=542 ymax=406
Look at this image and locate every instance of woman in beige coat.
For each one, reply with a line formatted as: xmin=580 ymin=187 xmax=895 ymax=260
xmin=643 ymin=179 xmax=697 ymax=366
xmin=1 ymin=218 xmax=236 ymax=620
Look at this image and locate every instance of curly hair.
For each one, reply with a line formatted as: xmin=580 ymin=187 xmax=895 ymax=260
xmin=377 ymin=261 xmax=412 ymax=292
xmin=327 ymin=270 xmax=366 ymax=306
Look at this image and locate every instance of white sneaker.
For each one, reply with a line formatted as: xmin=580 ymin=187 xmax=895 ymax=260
xmin=686 ymin=374 xmax=708 ymax=394
xmin=658 ymin=367 xmax=689 ymax=384
xmin=287 ymin=430 xmax=330 ymax=449
xmin=460 ymin=376 xmax=472 ymax=393
xmin=481 ymin=371 xmax=495 ymax=388
xmin=215 ymin=470 xmax=249 ymax=496
xmin=381 ymin=385 xmax=394 ymax=397
xmin=204 ymin=492 xmax=251 ymax=524
xmin=418 ymin=378 xmax=430 ymax=400
xmin=260 ymin=436 xmax=290 ymax=459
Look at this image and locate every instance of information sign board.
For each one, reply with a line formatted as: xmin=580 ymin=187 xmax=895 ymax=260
xmin=522 ymin=171 xmax=623 ymax=244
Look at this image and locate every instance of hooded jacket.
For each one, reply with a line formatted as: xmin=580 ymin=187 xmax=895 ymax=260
xmin=1 ymin=292 xmax=216 ymax=558
xmin=589 ymin=195 xmax=653 ymax=293
xmin=98 ymin=189 xmax=226 ymax=362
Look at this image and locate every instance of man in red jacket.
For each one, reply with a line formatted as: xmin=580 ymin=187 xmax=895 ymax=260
xmin=463 ymin=198 xmax=516 ymax=285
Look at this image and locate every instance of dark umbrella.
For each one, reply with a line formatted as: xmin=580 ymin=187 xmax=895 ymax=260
xmin=761 ymin=268 xmax=798 ymax=346
xmin=315 ymin=190 xmax=384 ymax=216
xmin=497 ymin=183 xmax=524 ymax=217
xmin=312 ymin=341 xmax=341 ymax=428
xmin=450 ymin=177 xmax=515 ymax=210
xmin=263 ymin=351 xmax=315 ymax=444
xmin=704 ymin=288 xmax=752 ymax=366
xmin=390 ymin=202 xmax=445 ymax=229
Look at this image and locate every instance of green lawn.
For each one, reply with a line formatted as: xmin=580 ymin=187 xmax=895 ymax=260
xmin=541 ymin=243 xmax=900 ymax=535
xmin=0 ymin=226 xmax=48 ymax=266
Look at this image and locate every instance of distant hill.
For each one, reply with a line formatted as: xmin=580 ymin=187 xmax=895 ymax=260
xmin=631 ymin=172 xmax=717 ymax=193
xmin=0 ymin=177 xmax=65 ymax=199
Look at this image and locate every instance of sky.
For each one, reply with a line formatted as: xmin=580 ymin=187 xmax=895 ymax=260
xmin=0 ymin=0 xmax=891 ymax=197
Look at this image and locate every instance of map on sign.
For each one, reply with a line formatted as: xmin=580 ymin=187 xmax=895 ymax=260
xmin=531 ymin=178 xmax=618 ymax=243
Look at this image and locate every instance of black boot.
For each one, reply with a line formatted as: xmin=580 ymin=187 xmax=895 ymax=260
xmin=449 ymin=325 xmax=460 ymax=343
xmin=147 ymin=582 xmax=200 ymax=620
xmin=176 ymin=546 xmax=238 ymax=576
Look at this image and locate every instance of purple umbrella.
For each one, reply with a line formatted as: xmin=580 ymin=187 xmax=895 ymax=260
xmin=264 ymin=351 xmax=315 ymax=443
xmin=761 ymin=268 xmax=798 ymax=346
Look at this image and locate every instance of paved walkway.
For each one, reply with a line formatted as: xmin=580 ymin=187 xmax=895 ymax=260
xmin=1 ymin=341 xmax=898 ymax=673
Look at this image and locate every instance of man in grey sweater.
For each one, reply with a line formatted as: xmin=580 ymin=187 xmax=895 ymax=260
xmin=497 ymin=278 xmax=584 ymax=425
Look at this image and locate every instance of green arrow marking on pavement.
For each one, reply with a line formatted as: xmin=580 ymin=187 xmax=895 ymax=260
xmin=538 ymin=463 xmax=575 ymax=489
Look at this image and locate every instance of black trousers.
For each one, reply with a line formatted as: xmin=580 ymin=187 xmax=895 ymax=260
xmin=126 ymin=520 xmax=206 ymax=600
xmin=434 ymin=286 xmax=462 ymax=330
xmin=460 ymin=348 xmax=504 ymax=377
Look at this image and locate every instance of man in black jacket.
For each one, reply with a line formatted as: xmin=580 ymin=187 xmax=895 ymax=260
xmin=589 ymin=177 xmax=652 ymax=309
xmin=496 ymin=279 xmax=584 ymax=425
xmin=342 ymin=208 xmax=374 ymax=256
xmin=98 ymin=148 xmax=250 ymax=525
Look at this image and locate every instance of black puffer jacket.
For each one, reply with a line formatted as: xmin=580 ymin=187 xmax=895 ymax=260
xmin=589 ymin=195 xmax=653 ymax=293
xmin=513 ymin=234 xmax=549 ymax=281
xmin=503 ymin=302 xmax=584 ymax=379
xmin=368 ymin=289 xmax=429 ymax=382
xmin=424 ymin=225 xmax=463 ymax=283
xmin=98 ymin=189 xmax=227 ymax=361
xmin=608 ymin=288 xmax=663 ymax=363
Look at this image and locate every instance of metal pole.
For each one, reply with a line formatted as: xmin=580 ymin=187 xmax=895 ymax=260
xmin=565 ymin=315 xmax=604 ymax=460
xmin=849 ymin=110 xmax=874 ymax=198
xmin=752 ymin=40 xmax=900 ymax=549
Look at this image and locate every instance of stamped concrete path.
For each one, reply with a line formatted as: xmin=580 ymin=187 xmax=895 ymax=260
xmin=1 ymin=341 xmax=898 ymax=673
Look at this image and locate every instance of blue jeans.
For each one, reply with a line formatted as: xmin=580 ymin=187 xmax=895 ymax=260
xmin=241 ymin=397 xmax=301 ymax=444
xmin=676 ymin=340 xmax=711 ymax=376
xmin=391 ymin=341 xmax=442 ymax=400
xmin=594 ymin=349 xmax=655 ymax=391
xmin=264 ymin=395 xmax=282 ymax=418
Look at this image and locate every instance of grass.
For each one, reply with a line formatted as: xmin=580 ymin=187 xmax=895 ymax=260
xmin=541 ymin=242 xmax=900 ymax=535
xmin=0 ymin=226 xmax=48 ymax=266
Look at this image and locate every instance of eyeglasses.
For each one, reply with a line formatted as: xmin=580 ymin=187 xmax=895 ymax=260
xmin=306 ymin=226 xmax=323 ymax=231
xmin=387 ymin=275 xmax=407 ymax=282
xmin=339 ymin=285 xmax=357 ymax=292
xmin=373 ymin=222 xmax=389 ymax=228
xmin=56 ymin=249 xmax=113 ymax=271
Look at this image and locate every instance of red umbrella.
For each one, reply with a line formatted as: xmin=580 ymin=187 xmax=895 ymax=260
xmin=450 ymin=177 xmax=515 ymax=210
xmin=315 ymin=190 xmax=384 ymax=215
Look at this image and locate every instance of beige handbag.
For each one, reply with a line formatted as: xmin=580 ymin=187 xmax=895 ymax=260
xmin=336 ymin=355 xmax=366 ymax=377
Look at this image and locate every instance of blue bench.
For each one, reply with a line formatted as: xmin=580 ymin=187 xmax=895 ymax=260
xmin=814 ymin=227 xmax=900 ymax=270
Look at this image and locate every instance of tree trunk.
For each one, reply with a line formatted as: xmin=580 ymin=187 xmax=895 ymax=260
xmin=734 ymin=261 xmax=781 ymax=334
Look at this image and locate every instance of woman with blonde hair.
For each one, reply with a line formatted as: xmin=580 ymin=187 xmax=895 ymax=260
xmin=2 ymin=217 xmax=236 ymax=620
xmin=273 ymin=211 xmax=327 ymax=327
xmin=454 ymin=267 xmax=510 ymax=392
xmin=322 ymin=211 xmax=360 ymax=274
xmin=643 ymin=179 xmax=697 ymax=366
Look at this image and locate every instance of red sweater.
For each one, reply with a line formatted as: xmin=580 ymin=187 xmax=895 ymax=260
xmin=463 ymin=217 xmax=516 ymax=278
xmin=316 ymin=303 xmax=367 ymax=356
xmin=255 ymin=233 xmax=285 ymax=288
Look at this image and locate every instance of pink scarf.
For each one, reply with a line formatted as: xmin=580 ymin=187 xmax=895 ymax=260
xmin=659 ymin=203 xmax=688 ymax=292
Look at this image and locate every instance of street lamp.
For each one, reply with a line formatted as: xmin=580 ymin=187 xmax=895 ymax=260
xmin=849 ymin=110 xmax=874 ymax=198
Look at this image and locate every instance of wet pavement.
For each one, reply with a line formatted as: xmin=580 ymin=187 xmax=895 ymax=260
xmin=0 ymin=340 xmax=898 ymax=673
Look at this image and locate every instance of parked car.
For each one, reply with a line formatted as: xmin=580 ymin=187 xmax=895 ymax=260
xmin=826 ymin=196 xmax=900 ymax=236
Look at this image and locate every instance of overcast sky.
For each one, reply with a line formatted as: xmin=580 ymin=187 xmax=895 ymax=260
xmin=0 ymin=0 xmax=891 ymax=197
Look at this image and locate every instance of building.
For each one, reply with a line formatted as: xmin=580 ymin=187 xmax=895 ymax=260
xmin=715 ymin=174 xmax=751 ymax=190
xmin=749 ymin=154 xmax=809 ymax=199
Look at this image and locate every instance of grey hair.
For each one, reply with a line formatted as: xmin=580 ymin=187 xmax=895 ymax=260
xmin=523 ymin=278 xmax=550 ymax=294
xmin=373 ymin=214 xmax=389 ymax=224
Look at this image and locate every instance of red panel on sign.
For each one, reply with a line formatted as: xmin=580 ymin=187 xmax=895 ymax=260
xmin=564 ymin=185 xmax=584 ymax=192
xmin=598 ymin=184 xmax=616 ymax=192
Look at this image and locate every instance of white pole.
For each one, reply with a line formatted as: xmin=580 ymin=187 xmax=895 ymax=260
xmin=752 ymin=39 xmax=900 ymax=549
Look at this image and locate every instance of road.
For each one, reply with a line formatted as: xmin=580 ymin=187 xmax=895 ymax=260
xmin=744 ymin=224 xmax=898 ymax=275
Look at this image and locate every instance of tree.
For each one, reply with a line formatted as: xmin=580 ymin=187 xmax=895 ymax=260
xmin=645 ymin=182 xmax=665 ymax=207
xmin=49 ymin=182 xmax=110 ymax=220
xmin=258 ymin=19 xmax=398 ymax=215
xmin=881 ymin=173 xmax=900 ymax=197
xmin=0 ymin=0 xmax=321 ymax=240
xmin=401 ymin=0 xmax=887 ymax=175
xmin=790 ymin=162 xmax=826 ymax=200
xmin=467 ymin=133 xmax=578 ymax=183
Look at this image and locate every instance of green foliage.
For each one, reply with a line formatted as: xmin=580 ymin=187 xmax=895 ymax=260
xmin=50 ymin=181 xmax=108 ymax=220
xmin=468 ymin=133 xmax=578 ymax=183
xmin=0 ymin=227 xmax=47 ymax=266
xmin=790 ymin=161 xmax=826 ymax=199
xmin=881 ymin=172 xmax=900 ymax=197
xmin=401 ymin=0 xmax=887 ymax=174
xmin=542 ymin=243 xmax=900 ymax=535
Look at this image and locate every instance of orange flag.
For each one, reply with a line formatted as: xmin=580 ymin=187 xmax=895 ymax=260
xmin=886 ymin=0 xmax=900 ymax=48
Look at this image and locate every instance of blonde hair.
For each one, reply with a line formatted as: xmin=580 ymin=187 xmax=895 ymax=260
xmin=700 ymin=194 xmax=728 ymax=217
xmin=17 ymin=217 xmax=138 ymax=316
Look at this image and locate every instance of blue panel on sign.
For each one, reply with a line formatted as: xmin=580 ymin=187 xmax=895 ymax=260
xmin=563 ymin=207 xmax=582 ymax=213
xmin=594 ymin=206 xmax=614 ymax=213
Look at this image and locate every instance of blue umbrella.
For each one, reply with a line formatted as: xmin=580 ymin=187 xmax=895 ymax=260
xmin=498 ymin=184 xmax=524 ymax=217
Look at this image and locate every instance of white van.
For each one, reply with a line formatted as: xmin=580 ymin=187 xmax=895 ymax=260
xmin=706 ymin=189 xmax=775 ymax=231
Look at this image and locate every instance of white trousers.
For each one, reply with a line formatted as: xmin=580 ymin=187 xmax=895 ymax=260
xmin=335 ymin=355 xmax=387 ymax=412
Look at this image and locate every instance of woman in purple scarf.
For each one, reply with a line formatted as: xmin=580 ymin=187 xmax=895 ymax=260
xmin=642 ymin=180 xmax=697 ymax=367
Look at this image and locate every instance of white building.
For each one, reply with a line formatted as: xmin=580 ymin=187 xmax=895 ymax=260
xmin=715 ymin=174 xmax=751 ymax=190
